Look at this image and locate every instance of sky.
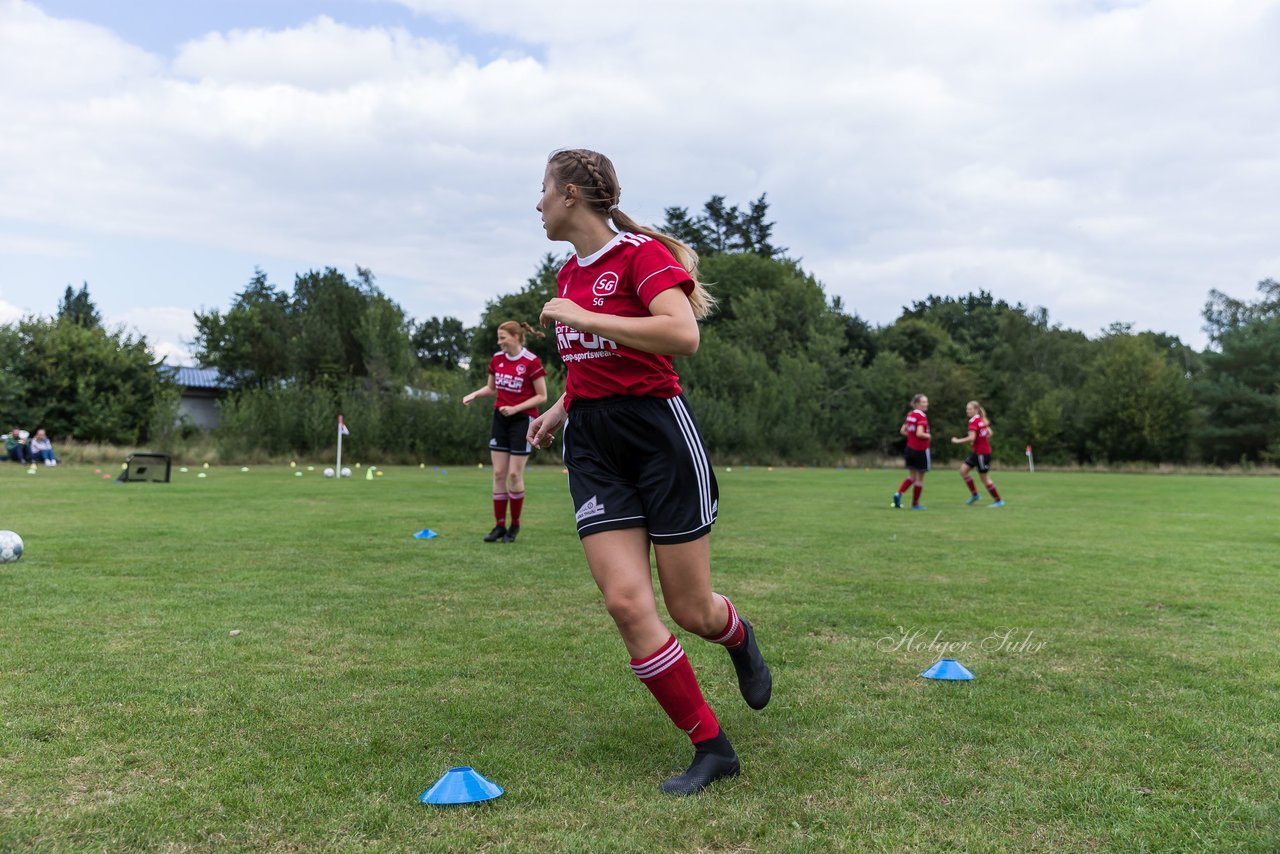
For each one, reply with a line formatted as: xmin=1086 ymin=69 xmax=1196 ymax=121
xmin=2 ymin=0 xmax=1278 ymax=362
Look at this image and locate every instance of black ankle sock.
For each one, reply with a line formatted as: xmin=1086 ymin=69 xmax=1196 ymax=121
xmin=695 ymin=732 xmax=734 ymax=757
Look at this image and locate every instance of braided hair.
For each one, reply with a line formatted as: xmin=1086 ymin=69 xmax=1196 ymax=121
xmin=546 ymin=148 xmax=716 ymax=320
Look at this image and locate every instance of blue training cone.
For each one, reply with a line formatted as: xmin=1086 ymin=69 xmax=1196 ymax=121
xmin=413 ymin=529 xmax=439 ymax=539
xmin=419 ymin=767 xmax=504 ymax=805
xmin=921 ymin=658 xmax=975 ymax=680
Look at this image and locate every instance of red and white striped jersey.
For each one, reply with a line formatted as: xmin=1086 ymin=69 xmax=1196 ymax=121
xmin=554 ymin=232 xmax=694 ymax=407
xmin=488 ymin=349 xmax=546 ymax=416
xmin=969 ymin=414 xmax=992 ymax=455
xmin=903 ymin=409 xmax=930 ymax=450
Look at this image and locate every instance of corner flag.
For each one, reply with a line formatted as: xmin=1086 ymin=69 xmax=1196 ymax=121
xmin=336 ymin=415 xmax=350 ymax=479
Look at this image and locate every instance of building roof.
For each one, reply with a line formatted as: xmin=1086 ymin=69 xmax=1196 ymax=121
xmin=163 ymin=366 xmax=230 ymax=390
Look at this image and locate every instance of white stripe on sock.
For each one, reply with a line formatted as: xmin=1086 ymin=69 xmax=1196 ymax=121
xmin=630 ymin=639 xmax=684 ymax=680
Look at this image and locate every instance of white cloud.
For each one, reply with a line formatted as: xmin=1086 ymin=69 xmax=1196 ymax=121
xmin=0 ymin=299 xmax=25 ymax=324
xmin=2 ymin=0 xmax=1279 ymax=349
xmin=171 ymin=16 xmax=462 ymax=88
xmin=108 ymin=306 xmax=199 ymax=364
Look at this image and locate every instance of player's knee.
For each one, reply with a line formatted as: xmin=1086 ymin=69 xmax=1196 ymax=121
xmin=666 ymin=597 xmax=717 ymax=636
xmin=602 ymin=592 xmax=651 ymax=631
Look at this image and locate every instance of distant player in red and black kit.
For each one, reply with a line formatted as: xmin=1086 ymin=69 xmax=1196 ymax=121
xmin=893 ymin=393 xmax=931 ymax=510
xmin=951 ymin=400 xmax=1005 ymax=507
xmin=526 ymin=148 xmax=771 ymax=796
xmin=462 ymin=321 xmax=548 ymax=543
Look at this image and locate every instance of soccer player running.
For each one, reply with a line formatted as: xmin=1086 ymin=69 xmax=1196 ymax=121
xmin=462 ymin=321 xmax=548 ymax=543
xmin=951 ymin=400 xmax=1005 ymax=507
xmin=893 ymin=393 xmax=931 ymax=510
xmin=526 ymin=148 xmax=771 ymax=795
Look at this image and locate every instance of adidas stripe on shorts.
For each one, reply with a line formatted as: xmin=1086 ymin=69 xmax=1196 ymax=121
xmin=490 ymin=410 xmax=534 ymax=456
xmin=904 ymin=447 xmax=931 ymax=472
xmin=563 ymin=394 xmax=718 ymax=544
xmin=964 ymin=452 xmax=991 ymax=473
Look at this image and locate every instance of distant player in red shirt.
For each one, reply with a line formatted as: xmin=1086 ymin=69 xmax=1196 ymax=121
xmin=462 ymin=321 xmax=548 ymax=543
xmin=893 ymin=393 xmax=931 ymax=510
xmin=526 ymin=148 xmax=771 ymax=796
xmin=951 ymin=400 xmax=1005 ymax=507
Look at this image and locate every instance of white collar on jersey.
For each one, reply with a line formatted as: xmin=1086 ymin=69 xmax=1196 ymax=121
xmin=496 ymin=347 xmax=531 ymax=361
xmin=576 ymin=231 xmax=626 ymax=267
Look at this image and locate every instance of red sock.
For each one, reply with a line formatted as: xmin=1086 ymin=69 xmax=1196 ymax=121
xmin=986 ymin=483 xmax=1001 ymax=501
xmin=963 ymin=476 xmax=977 ymax=496
xmin=493 ymin=493 xmax=509 ymax=526
xmin=508 ymin=491 xmax=525 ymax=526
xmin=898 ymin=478 xmax=913 ymax=495
xmin=912 ymin=485 xmax=922 ymax=506
xmin=701 ymin=595 xmax=745 ymax=650
xmin=630 ymin=635 xmax=720 ymax=744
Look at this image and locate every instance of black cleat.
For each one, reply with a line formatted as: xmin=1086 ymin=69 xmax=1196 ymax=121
xmin=728 ymin=618 xmax=772 ymax=710
xmin=502 ymin=524 xmax=520 ymax=544
xmin=483 ymin=525 xmax=507 ymax=543
xmin=660 ymin=733 xmax=740 ymax=796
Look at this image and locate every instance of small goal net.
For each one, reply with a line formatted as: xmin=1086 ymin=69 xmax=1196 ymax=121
xmin=116 ymin=453 xmax=172 ymax=483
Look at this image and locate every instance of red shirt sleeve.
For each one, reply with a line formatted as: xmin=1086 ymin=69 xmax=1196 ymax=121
xmin=631 ymin=240 xmax=693 ymax=306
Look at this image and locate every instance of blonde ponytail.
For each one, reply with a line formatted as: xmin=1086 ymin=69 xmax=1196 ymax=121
xmin=609 ymin=209 xmax=715 ymax=319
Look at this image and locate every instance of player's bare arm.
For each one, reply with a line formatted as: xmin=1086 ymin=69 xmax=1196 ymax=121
xmin=953 ymin=430 xmax=976 ymax=445
xmin=540 ymin=288 xmax=699 ymax=356
xmin=528 ymin=393 xmax=567 ymax=448
xmin=463 ymin=377 xmax=497 ymax=406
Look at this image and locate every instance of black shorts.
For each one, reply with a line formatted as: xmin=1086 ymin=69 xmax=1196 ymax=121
xmin=489 ymin=410 xmax=534 ymax=456
xmin=563 ymin=395 xmax=718 ymax=544
xmin=904 ymin=448 xmax=931 ymax=472
xmin=964 ymin=453 xmax=991 ymax=473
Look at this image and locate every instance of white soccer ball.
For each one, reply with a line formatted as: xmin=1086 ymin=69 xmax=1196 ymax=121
xmin=340 ymin=467 xmax=352 ymax=478
xmin=323 ymin=467 xmax=335 ymax=478
xmin=0 ymin=530 xmax=24 ymax=564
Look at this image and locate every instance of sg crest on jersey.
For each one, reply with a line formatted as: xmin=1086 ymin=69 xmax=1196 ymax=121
xmin=593 ymin=271 xmax=620 ymax=298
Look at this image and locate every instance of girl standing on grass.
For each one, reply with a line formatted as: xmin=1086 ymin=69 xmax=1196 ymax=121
xmin=463 ymin=321 xmax=548 ymax=543
xmin=893 ymin=393 xmax=931 ymax=510
xmin=526 ymin=148 xmax=771 ymax=795
xmin=951 ymin=400 xmax=1005 ymax=507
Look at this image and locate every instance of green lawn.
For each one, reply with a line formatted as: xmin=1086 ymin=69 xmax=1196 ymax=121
xmin=2 ymin=462 xmax=1277 ymax=852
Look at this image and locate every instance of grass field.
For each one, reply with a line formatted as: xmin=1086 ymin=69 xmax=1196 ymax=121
xmin=2 ymin=461 xmax=1277 ymax=852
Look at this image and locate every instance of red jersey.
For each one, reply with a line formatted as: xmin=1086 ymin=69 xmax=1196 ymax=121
xmin=903 ymin=409 xmax=930 ymax=450
xmin=968 ymin=414 xmax=992 ymax=455
xmin=488 ymin=348 xmax=546 ymax=416
xmin=554 ymin=232 xmax=694 ymax=408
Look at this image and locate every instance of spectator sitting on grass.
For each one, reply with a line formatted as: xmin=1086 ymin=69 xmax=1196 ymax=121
xmin=5 ymin=428 xmax=30 ymax=464
xmin=30 ymin=428 xmax=58 ymax=466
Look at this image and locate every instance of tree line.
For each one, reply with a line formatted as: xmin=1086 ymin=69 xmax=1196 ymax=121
xmin=5 ymin=199 xmax=1278 ymax=466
